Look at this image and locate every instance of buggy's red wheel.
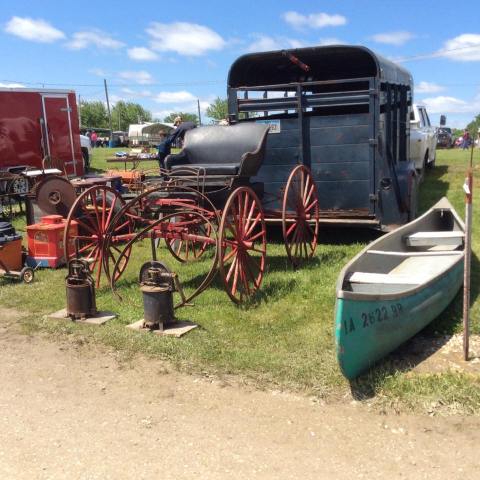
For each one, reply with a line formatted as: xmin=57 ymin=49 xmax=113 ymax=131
xmin=64 ymin=185 xmax=133 ymax=287
xmin=110 ymin=211 xmax=218 ymax=308
xmin=219 ymin=187 xmax=266 ymax=304
xmin=165 ymin=211 xmax=213 ymax=262
xmin=282 ymin=165 xmax=319 ymax=267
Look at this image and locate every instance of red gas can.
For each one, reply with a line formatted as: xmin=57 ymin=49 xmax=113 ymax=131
xmin=26 ymin=215 xmax=77 ymax=268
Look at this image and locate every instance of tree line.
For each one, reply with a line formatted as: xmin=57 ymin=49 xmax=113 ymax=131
xmin=79 ymin=97 xmax=228 ymax=131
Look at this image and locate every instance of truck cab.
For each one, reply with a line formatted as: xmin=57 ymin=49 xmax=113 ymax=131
xmin=410 ymin=104 xmax=437 ymax=172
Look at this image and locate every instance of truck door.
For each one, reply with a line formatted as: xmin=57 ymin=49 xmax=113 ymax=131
xmin=42 ymin=95 xmax=79 ymax=176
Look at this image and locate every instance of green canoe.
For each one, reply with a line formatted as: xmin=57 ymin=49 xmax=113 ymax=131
xmin=335 ymin=197 xmax=465 ymax=379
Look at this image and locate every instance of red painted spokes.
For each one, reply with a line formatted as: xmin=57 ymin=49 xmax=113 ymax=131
xmin=63 ymin=186 xmax=133 ymax=287
xmin=219 ymin=187 xmax=267 ymax=304
xmin=282 ymin=165 xmax=319 ymax=268
xmin=165 ymin=212 xmax=213 ymax=262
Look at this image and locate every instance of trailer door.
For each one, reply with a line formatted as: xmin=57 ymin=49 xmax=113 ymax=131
xmin=42 ymin=95 xmax=79 ymax=176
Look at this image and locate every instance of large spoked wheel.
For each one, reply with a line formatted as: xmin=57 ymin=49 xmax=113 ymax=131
xmin=64 ymin=185 xmax=134 ymax=287
xmin=165 ymin=212 xmax=213 ymax=262
xmin=282 ymin=165 xmax=319 ymax=268
xmin=110 ymin=211 xmax=218 ymax=308
xmin=218 ymin=187 xmax=267 ymax=304
xmin=106 ymin=185 xmax=219 ymax=269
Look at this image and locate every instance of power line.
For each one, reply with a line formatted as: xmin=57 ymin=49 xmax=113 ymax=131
xmin=0 ymin=79 xmax=224 ymax=88
xmin=396 ymin=44 xmax=480 ymax=63
xmin=2 ymin=44 xmax=479 ymax=87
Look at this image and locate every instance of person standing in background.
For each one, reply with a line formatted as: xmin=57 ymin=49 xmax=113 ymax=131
xmin=91 ymin=131 xmax=98 ymax=148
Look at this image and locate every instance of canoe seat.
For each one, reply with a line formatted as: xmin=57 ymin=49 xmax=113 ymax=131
xmin=405 ymin=231 xmax=464 ymax=247
xmin=349 ymin=272 xmax=419 ymax=285
xmin=350 ymin=253 xmax=461 ymax=287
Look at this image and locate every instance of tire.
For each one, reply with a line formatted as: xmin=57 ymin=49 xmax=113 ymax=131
xmin=426 ymin=151 xmax=435 ymax=170
xmin=20 ymin=267 xmax=34 ymax=284
xmin=408 ymin=175 xmax=418 ymax=222
xmin=82 ymin=149 xmax=90 ymax=172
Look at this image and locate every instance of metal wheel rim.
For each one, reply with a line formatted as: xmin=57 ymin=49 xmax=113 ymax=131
xmin=282 ymin=165 xmax=319 ymax=268
xmin=110 ymin=210 xmax=218 ymax=309
xmin=218 ymin=186 xmax=267 ymax=304
xmin=63 ymin=185 xmax=133 ymax=288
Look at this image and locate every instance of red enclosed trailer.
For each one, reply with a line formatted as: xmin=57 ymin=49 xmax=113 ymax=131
xmin=0 ymin=88 xmax=83 ymax=176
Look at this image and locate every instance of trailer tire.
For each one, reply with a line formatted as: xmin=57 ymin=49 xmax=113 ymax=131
xmin=20 ymin=267 xmax=34 ymax=284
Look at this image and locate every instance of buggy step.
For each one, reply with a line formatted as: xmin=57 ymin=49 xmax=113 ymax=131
xmin=405 ymin=231 xmax=464 ymax=247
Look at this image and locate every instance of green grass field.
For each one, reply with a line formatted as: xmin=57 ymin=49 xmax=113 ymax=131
xmin=1 ymin=146 xmax=480 ymax=413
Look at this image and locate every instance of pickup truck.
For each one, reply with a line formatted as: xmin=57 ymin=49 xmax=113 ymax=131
xmin=409 ymin=104 xmax=437 ymax=172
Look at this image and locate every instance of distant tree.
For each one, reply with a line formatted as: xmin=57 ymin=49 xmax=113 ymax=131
xmin=163 ymin=112 xmax=198 ymax=124
xmin=80 ymin=101 xmax=108 ymax=129
xmin=206 ymin=97 xmax=228 ymax=121
xmin=466 ymin=113 xmax=480 ymax=139
xmin=112 ymin=101 xmax=152 ymax=131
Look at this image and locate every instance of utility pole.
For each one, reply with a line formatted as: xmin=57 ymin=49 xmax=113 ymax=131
xmin=78 ymin=94 xmax=82 ymax=127
xmin=104 ymin=78 xmax=113 ymax=147
xmin=197 ymin=99 xmax=202 ymax=126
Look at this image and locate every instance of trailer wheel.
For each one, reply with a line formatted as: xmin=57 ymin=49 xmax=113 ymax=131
xmin=20 ymin=267 xmax=34 ymax=284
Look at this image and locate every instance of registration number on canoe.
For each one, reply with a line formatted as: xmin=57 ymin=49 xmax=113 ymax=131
xmin=343 ymin=303 xmax=403 ymax=334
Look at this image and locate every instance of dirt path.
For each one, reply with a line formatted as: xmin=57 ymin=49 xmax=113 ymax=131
xmin=0 ymin=316 xmax=479 ymax=479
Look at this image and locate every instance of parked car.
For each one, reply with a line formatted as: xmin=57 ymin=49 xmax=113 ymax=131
xmin=410 ymin=104 xmax=437 ymax=171
xmin=436 ymin=127 xmax=454 ymax=148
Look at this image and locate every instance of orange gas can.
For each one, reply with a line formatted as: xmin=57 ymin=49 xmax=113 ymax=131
xmin=26 ymin=215 xmax=77 ymax=268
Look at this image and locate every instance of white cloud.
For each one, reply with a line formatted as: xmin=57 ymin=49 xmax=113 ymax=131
xmin=437 ymin=34 xmax=480 ymax=61
xmin=67 ymin=30 xmax=124 ymax=50
xmin=4 ymin=16 xmax=65 ymax=43
xmin=147 ymin=22 xmax=226 ymax=56
xmin=127 ymin=47 xmax=159 ymax=61
xmin=118 ymin=70 xmax=154 ymax=84
xmin=121 ymin=87 xmax=153 ymax=97
xmin=283 ymin=11 xmax=347 ymax=29
xmin=370 ymin=31 xmax=415 ymax=46
xmin=318 ymin=37 xmax=345 ymax=46
xmin=89 ymin=68 xmax=108 ymax=77
xmin=154 ymin=91 xmax=197 ymax=103
xmin=416 ymin=82 xmax=445 ymax=94
xmin=0 ymin=82 xmax=25 ymax=88
xmin=421 ymin=94 xmax=480 ymax=114
xmin=153 ymin=110 xmax=175 ymax=121
xmin=247 ymin=35 xmax=304 ymax=52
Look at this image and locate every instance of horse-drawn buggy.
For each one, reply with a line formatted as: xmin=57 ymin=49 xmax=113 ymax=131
xmin=63 ymin=122 xmax=320 ymax=304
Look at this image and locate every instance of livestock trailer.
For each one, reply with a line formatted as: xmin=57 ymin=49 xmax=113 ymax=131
xmin=227 ymin=45 xmax=417 ymax=230
xmin=0 ymin=88 xmax=83 ymax=177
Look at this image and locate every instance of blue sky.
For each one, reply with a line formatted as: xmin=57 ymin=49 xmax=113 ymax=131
xmin=1 ymin=0 xmax=479 ymax=128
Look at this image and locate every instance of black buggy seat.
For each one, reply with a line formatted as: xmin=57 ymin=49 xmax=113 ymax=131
xmin=164 ymin=123 xmax=270 ymax=178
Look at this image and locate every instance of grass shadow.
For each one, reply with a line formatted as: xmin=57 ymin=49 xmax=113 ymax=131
xmin=349 ymin=331 xmax=453 ymax=400
xmin=418 ymin=165 xmax=450 ymax=213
